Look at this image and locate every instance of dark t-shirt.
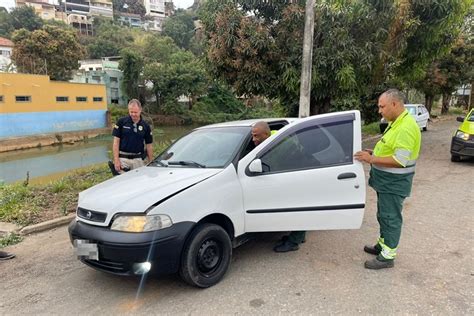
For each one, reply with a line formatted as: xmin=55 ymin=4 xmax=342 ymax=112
xmin=112 ymin=116 xmax=153 ymax=154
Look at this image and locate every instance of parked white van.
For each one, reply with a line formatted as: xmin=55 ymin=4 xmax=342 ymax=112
xmin=69 ymin=110 xmax=366 ymax=287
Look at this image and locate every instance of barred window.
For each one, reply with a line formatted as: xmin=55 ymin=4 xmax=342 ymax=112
xmin=76 ymin=96 xmax=87 ymax=102
xmin=56 ymin=96 xmax=69 ymax=102
xmin=93 ymin=97 xmax=103 ymax=102
xmin=16 ymin=96 xmax=31 ymax=102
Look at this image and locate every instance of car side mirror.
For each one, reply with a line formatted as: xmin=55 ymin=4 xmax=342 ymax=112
xmin=456 ymin=116 xmax=465 ymax=122
xmin=248 ymin=159 xmax=263 ymax=173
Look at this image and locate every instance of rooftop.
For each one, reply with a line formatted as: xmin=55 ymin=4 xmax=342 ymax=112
xmin=0 ymin=37 xmax=13 ymax=47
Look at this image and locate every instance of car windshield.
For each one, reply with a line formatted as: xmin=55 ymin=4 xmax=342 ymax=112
xmin=151 ymin=126 xmax=250 ymax=168
xmin=405 ymin=106 xmax=417 ymax=115
xmin=467 ymin=110 xmax=474 ymax=122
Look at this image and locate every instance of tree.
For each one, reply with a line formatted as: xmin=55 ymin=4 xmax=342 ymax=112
xmin=112 ymin=0 xmax=146 ymax=17
xmin=201 ymin=0 xmax=472 ymax=118
xmin=119 ymin=48 xmax=144 ymax=102
xmin=0 ymin=11 xmax=13 ymax=38
xmin=162 ymin=9 xmax=196 ymax=50
xmin=143 ymin=50 xmax=208 ymax=111
xmin=11 ymin=25 xmax=84 ymax=80
xmin=9 ymin=6 xmax=43 ymax=32
xmin=87 ymin=19 xmax=133 ymax=58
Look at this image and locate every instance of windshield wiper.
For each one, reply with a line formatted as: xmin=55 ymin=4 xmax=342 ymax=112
xmin=149 ymin=159 xmax=168 ymax=167
xmin=168 ymin=160 xmax=206 ymax=168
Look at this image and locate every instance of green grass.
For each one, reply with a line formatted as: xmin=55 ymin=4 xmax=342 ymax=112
xmin=0 ymin=233 xmax=23 ymax=248
xmin=362 ymin=122 xmax=381 ymax=136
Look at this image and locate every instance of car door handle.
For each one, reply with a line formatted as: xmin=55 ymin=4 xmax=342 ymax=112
xmin=338 ymin=172 xmax=357 ymax=180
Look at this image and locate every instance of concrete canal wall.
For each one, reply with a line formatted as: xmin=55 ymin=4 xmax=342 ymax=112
xmin=0 ymin=73 xmax=108 ymax=138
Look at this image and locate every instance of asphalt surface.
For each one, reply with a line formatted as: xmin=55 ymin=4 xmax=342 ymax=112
xmin=1 ymin=117 xmax=472 ymax=315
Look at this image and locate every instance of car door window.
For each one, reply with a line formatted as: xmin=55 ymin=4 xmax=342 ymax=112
xmin=259 ymin=120 xmax=353 ymax=174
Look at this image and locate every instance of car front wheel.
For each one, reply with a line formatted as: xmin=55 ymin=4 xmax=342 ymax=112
xmin=179 ymin=223 xmax=232 ymax=288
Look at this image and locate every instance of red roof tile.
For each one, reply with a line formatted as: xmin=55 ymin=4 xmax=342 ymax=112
xmin=0 ymin=37 xmax=13 ymax=47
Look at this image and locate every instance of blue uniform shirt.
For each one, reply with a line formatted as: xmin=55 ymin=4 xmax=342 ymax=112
xmin=112 ymin=116 xmax=153 ymax=154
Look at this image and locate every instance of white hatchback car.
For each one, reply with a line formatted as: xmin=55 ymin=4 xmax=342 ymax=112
xmin=69 ymin=110 xmax=366 ymax=287
xmin=380 ymin=104 xmax=430 ymax=133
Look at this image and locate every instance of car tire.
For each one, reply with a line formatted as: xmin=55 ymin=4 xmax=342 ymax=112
xmin=179 ymin=223 xmax=232 ymax=288
xmin=423 ymin=121 xmax=428 ymax=131
xmin=451 ymin=155 xmax=461 ymax=162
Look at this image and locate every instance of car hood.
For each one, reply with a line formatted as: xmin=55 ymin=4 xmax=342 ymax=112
xmin=78 ymin=166 xmax=222 ymax=214
xmin=460 ymin=120 xmax=474 ymax=134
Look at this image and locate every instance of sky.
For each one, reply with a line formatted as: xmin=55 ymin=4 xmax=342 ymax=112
xmin=174 ymin=0 xmax=194 ymax=9
xmin=0 ymin=0 xmax=194 ymax=11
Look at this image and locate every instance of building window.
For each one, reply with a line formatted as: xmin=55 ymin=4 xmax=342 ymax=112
xmin=0 ymin=95 xmax=3 ymax=102
xmin=93 ymin=97 xmax=103 ymax=102
xmin=92 ymin=75 xmax=101 ymax=82
xmin=56 ymin=96 xmax=69 ymax=102
xmin=76 ymin=96 xmax=87 ymax=102
xmin=16 ymin=96 xmax=31 ymax=102
xmin=110 ymin=77 xmax=118 ymax=83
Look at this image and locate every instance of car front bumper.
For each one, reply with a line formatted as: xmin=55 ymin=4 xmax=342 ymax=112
xmin=450 ymin=137 xmax=474 ymax=157
xmin=68 ymin=219 xmax=195 ymax=276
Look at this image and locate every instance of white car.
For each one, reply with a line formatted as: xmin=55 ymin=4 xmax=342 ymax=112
xmin=69 ymin=111 xmax=366 ymax=287
xmin=380 ymin=104 xmax=430 ymax=133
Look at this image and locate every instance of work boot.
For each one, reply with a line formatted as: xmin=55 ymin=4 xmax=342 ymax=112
xmin=273 ymin=240 xmax=299 ymax=253
xmin=364 ymin=244 xmax=381 ymax=255
xmin=364 ymin=256 xmax=394 ymax=270
xmin=0 ymin=250 xmax=15 ymax=261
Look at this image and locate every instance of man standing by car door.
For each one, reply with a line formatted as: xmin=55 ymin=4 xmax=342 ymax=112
xmin=354 ymin=89 xmax=421 ymax=269
xmin=112 ymin=99 xmax=153 ymax=174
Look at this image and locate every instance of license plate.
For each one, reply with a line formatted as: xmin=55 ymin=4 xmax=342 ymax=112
xmin=74 ymin=239 xmax=99 ymax=260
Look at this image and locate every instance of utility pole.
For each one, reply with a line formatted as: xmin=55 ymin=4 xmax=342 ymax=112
xmin=298 ymin=0 xmax=316 ymax=118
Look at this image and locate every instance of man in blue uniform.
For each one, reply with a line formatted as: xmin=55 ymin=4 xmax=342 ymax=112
xmin=112 ymin=99 xmax=153 ymax=174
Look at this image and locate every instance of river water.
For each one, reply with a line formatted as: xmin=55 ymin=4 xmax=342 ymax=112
xmin=0 ymin=125 xmax=196 ymax=184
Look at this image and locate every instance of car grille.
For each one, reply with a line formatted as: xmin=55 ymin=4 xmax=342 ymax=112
xmin=83 ymin=259 xmax=132 ymax=275
xmin=77 ymin=207 xmax=107 ymax=223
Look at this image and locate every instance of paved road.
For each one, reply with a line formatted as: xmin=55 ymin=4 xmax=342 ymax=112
xmin=1 ymin=117 xmax=472 ymax=315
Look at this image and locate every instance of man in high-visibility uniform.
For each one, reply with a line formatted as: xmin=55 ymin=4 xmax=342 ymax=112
xmin=354 ymin=89 xmax=421 ymax=269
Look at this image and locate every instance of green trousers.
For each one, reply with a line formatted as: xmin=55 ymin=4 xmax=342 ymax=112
xmin=377 ymin=192 xmax=405 ymax=249
xmin=288 ymin=231 xmax=306 ymax=244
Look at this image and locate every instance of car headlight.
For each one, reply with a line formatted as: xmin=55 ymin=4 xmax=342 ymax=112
xmin=455 ymin=130 xmax=470 ymax=141
xmin=111 ymin=214 xmax=172 ymax=232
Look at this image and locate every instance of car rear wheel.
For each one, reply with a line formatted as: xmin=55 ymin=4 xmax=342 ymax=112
xmin=451 ymin=154 xmax=461 ymax=162
xmin=179 ymin=223 xmax=232 ymax=288
xmin=423 ymin=121 xmax=428 ymax=131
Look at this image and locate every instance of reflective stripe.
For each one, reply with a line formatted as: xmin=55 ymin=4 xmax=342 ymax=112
xmin=373 ymin=164 xmax=416 ymax=174
xmin=379 ymin=240 xmax=397 ymax=260
xmin=394 ymin=148 xmax=411 ymax=166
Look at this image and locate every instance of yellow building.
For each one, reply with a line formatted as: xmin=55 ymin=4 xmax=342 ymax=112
xmin=0 ymin=73 xmax=107 ymax=138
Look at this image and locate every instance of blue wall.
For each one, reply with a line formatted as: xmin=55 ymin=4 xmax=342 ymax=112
xmin=0 ymin=110 xmax=107 ymax=138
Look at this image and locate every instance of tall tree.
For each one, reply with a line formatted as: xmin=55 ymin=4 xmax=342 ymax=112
xmin=119 ymin=48 xmax=144 ymax=102
xmin=9 ymin=6 xmax=43 ymax=32
xmin=87 ymin=20 xmax=133 ymax=58
xmin=0 ymin=10 xmax=13 ymax=38
xmin=201 ymin=0 xmax=472 ymax=118
xmin=162 ymin=9 xmax=196 ymax=50
xmin=143 ymin=50 xmax=208 ymax=110
xmin=11 ymin=25 xmax=84 ymax=80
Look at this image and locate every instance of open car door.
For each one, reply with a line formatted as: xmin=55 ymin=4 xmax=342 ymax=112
xmin=237 ymin=110 xmax=366 ymax=232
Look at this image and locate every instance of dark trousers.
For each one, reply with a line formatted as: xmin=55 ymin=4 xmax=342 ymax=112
xmin=377 ymin=192 xmax=405 ymax=249
xmin=288 ymin=231 xmax=306 ymax=244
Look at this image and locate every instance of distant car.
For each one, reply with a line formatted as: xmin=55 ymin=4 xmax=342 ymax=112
xmin=69 ymin=111 xmax=366 ymax=287
xmin=379 ymin=104 xmax=430 ymax=133
xmin=450 ymin=108 xmax=474 ymax=162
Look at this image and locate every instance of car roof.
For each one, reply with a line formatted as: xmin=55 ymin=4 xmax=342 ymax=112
xmin=196 ymin=118 xmax=298 ymax=129
xmin=405 ymin=104 xmax=424 ymax=107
